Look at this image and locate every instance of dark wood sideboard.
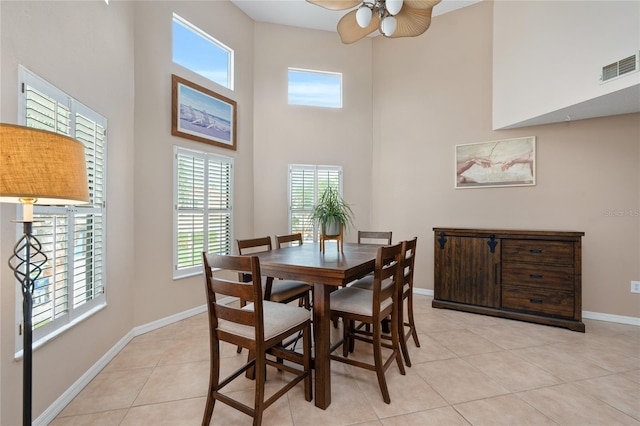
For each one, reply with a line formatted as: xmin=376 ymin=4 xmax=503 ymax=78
xmin=432 ymin=228 xmax=585 ymax=332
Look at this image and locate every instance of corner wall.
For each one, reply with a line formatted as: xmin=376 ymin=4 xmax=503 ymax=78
xmin=372 ymin=1 xmax=640 ymax=318
xmin=0 ymin=1 xmax=136 ymax=423
xmin=252 ymin=23 xmax=374 ymax=240
xmin=132 ymin=1 xmax=255 ymax=325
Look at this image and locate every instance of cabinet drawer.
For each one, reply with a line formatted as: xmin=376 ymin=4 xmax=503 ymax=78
xmin=502 ymin=285 xmax=574 ymax=318
xmin=502 ymin=240 xmax=574 ymax=265
xmin=502 ymin=264 xmax=574 ymax=291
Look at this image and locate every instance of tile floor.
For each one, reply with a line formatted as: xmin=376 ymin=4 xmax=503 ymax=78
xmin=51 ymin=295 xmax=640 ymax=425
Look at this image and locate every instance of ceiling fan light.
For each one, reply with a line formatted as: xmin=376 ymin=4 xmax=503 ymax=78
xmin=385 ymin=0 xmax=403 ymax=15
xmin=381 ymin=15 xmax=397 ymax=36
xmin=356 ymin=5 xmax=372 ymax=28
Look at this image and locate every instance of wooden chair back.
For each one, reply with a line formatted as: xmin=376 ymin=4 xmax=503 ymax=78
xmin=202 ymin=252 xmax=265 ymax=344
xmin=236 ymin=236 xmax=272 ymax=283
xmin=237 ymin=236 xmax=272 ymax=254
xmin=358 ymin=231 xmax=392 ymax=245
xmin=275 ymin=233 xmax=303 ymax=249
xmin=372 ymin=242 xmax=404 ymax=319
xmin=402 ymin=237 xmax=418 ymax=294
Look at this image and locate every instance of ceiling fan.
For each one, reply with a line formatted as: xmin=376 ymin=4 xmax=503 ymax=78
xmin=306 ymin=0 xmax=442 ymax=44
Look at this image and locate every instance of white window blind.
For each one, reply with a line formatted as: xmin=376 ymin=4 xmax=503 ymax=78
xmin=288 ymin=165 xmax=342 ymax=242
xmin=18 ymin=66 xmax=107 ymax=348
xmin=174 ymin=146 xmax=233 ymax=278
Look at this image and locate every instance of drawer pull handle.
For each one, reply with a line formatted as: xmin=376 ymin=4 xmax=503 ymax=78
xmin=530 ymin=249 xmax=543 ymax=254
xmin=530 ymin=298 xmax=543 ymax=304
xmin=530 ymin=274 xmax=543 ymax=279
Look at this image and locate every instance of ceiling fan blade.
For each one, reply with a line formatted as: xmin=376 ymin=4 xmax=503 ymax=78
xmin=387 ymin=6 xmax=435 ymax=38
xmin=403 ymin=0 xmax=441 ymax=10
xmin=337 ymin=9 xmax=381 ymax=44
xmin=306 ymin=0 xmax=362 ymax=11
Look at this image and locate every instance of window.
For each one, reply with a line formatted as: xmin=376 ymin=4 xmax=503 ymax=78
xmin=174 ymin=146 xmax=233 ymax=278
xmin=288 ymin=165 xmax=342 ymax=242
xmin=18 ymin=66 xmax=107 ymax=350
xmin=172 ymin=13 xmax=234 ymax=90
xmin=288 ymin=68 xmax=342 ymax=108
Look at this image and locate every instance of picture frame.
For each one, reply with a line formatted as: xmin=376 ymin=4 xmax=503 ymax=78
xmin=455 ymin=136 xmax=536 ymax=188
xmin=171 ymin=74 xmax=237 ymax=150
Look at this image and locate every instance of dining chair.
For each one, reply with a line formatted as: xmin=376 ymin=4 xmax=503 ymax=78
xmin=358 ymin=230 xmax=392 ymax=245
xmin=352 ymin=230 xmax=393 ymax=330
xmin=329 ymin=242 xmax=406 ymax=404
xmin=202 ymin=252 xmax=312 ymax=426
xmin=237 ymin=237 xmax=311 ymax=308
xmin=275 ymin=232 xmax=303 ymax=249
xmin=351 ymin=238 xmax=419 ymax=366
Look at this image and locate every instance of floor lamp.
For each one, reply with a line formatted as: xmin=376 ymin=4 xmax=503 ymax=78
xmin=0 ymin=124 xmax=89 ymax=426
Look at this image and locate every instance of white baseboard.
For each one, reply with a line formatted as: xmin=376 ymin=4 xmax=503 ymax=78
xmin=34 ymin=303 xmax=210 ymax=426
xmin=414 ymin=288 xmax=434 ymax=297
xmin=34 ymin=329 xmax=135 ymax=426
xmin=582 ymin=310 xmax=640 ymax=326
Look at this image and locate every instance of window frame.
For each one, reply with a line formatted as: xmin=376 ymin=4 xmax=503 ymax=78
xmin=287 ymin=67 xmax=343 ymax=109
xmin=172 ymin=13 xmax=235 ymax=91
xmin=288 ymin=164 xmax=343 ymax=242
xmin=16 ymin=66 xmax=107 ymax=355
xmin=173 ymin=146 xmax=234 ymax=279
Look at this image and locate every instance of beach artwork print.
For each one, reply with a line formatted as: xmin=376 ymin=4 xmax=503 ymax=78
xmin=455 ymin=136 xmax=535 ymax=188
xmin=172 ymin=75 xmax=237 ymax=150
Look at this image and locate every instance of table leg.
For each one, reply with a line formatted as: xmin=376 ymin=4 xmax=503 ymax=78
xmin=313 ymin=284 xmax=331 ymax=409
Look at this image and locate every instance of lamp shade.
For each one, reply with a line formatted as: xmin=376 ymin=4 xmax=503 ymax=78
xmin=0 ymin=124 xmax=90 ymax=206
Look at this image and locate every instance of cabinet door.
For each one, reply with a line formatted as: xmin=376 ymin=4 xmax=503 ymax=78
xmin=434 ymin=234 xmax=500 ymax=307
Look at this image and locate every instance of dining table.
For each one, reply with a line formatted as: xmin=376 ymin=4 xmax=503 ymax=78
xmin=254 ymin=241 xmax=381 ymax=410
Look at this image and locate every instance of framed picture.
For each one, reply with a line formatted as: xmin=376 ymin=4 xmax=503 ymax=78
xmin=455 ymin=136 xmax=536 ymax=188
xmin=171 ymin=74 xmax=237 ymax=150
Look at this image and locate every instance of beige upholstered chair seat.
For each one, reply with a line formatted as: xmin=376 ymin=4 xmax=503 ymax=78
xmin=330 ymin=287 xmax=392 ymax=316
xmin=218 ymin=300 xmax=310 ymax=340
xmin=265 ymin=279 xmax=312 ymax=304
xmin=349 ymin=275 xmax=396 ymax=291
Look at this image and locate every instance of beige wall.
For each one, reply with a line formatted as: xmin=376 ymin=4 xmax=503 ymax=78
xmin=493 ymin=1 xmax=640 ymax=129
xmin=0 ymin=1 xmax=136 ymax=424
xmin=252 ymin=23 xmax=374 ymax=240
xmin=131 ymin=0 xmax=254 ymax=326
xmin=372 ymin=1 xmax=640 ymax=318
xmin=0 ymin=0 xmax=638 ymax=423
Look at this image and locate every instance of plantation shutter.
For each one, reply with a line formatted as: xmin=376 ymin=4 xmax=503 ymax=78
xmin=207 ymin=157 xmax=232 ymax=255
xmin=174 ymin=147 xmax=233 ymax=278
xmin=176 ymin=152 xmax=206 ymax=270
xmin=288 ymin=165 xmax=342 ymax=242
xmin=19 ymin=67 xmax=107 ymax=345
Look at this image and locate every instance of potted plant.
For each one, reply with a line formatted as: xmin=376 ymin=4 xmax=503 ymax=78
xmin=310 ymin=186 xmax=354 ymax=237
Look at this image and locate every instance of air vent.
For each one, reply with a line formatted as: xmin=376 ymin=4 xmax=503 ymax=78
xmin=602 ymin=53 xmax=638 ymax=82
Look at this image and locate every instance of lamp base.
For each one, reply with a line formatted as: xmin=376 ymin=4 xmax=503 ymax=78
xmin=8 ymin=222 xmax=47 ymax=426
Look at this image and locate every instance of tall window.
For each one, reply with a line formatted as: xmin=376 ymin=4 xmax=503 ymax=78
xmin=172 ymin=13 xmax=234 ymax=90
xmin=174 ymin=146 xmax=233 ymax=278
xmin=288 ymin=68 xmax=342 ymax=108
xmin=18 ymin=66 xmax=107 ymax=349
xmin=288 ymin=165 xmax=342 ymax=242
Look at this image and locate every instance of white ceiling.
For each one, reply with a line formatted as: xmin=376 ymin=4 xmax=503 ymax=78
xmin=230 ymin=0 xmax=482 ymax=33
xmin=230 ymin=0 xmax=640 ymax=127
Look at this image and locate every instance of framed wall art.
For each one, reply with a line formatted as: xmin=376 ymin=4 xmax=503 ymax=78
xmin=171 ymin=74 xmax=237 ymax=150
xmin=455 ymin=136 xmax=536 ymax=188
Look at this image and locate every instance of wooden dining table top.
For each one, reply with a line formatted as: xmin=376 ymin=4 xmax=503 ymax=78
xmin=252 ymin=241 xmax=382 ymax=410
xmin=254 ymin=241 xmax=380 ymax=285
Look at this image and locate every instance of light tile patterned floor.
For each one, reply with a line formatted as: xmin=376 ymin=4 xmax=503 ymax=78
xmin=51 ymin=295 xmax=640 ymax=425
